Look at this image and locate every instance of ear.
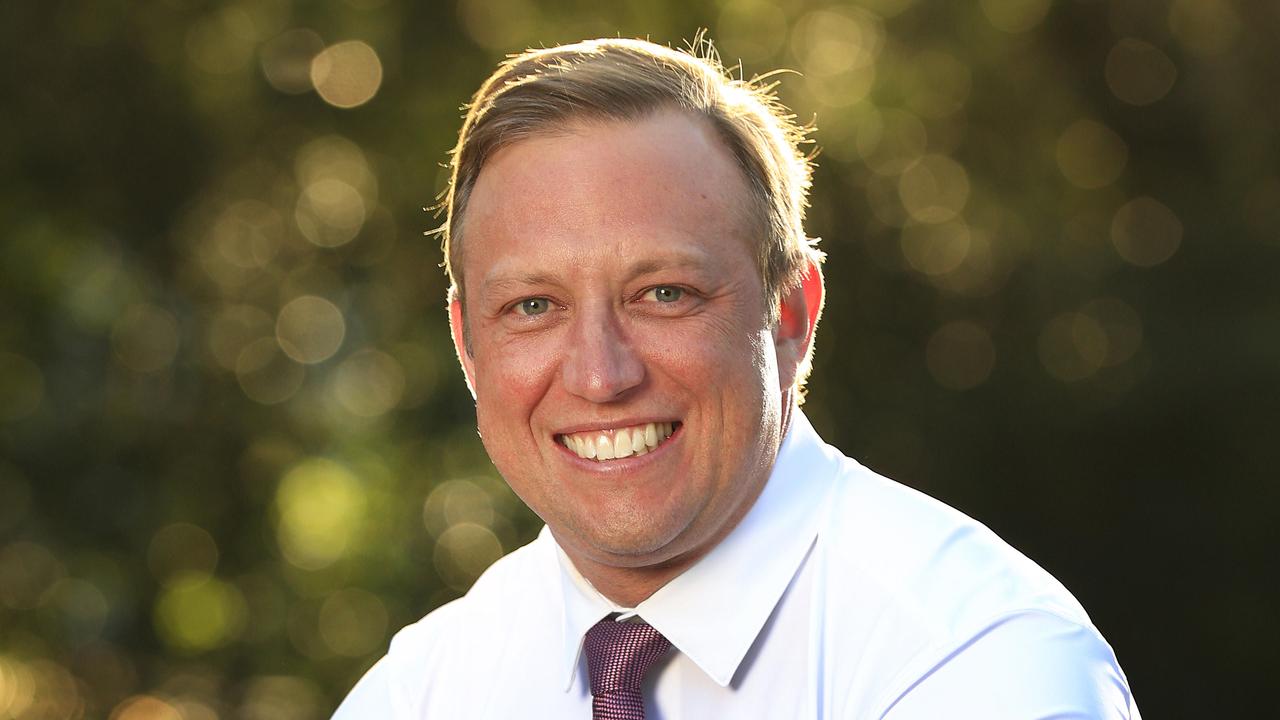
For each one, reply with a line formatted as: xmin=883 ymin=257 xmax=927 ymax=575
xmin=773 ymin=259 xmax=824 ymax=389
xmin=449 ymin=299 xmax=478 ymax=399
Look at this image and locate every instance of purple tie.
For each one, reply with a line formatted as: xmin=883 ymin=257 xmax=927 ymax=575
xmin=583 ymin=618 xmax=672 ymax=720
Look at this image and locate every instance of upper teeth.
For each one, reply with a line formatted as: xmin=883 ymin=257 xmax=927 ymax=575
xmin=559 ymin=421 xmax=676 ymax=461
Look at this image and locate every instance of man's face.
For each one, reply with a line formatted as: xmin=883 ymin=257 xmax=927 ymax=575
xmin=452 ymin=111 xmax=805 ymax=572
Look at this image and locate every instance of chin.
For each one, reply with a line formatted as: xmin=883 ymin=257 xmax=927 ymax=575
xmin=564 ymin=513 xmax=694 ymax=566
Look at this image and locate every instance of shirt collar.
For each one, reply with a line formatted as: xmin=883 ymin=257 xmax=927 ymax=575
xmin=554 ymin=532 xmax=622 ymax=691
xmin=553 ymin=409 xmax=840 ymax=690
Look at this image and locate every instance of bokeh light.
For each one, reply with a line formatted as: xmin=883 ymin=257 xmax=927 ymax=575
xmin=310 ymin=40 xmax=383 ymax=109
xmin=901 ymin=219 xmax=972 ymax=276
xmin=1105 ymin=38 xmax=1178 ymax=106
xmin=980 ymin=0 xmax=1051 ymax=33
xmin=433 ymin=522 xmax=504 ymax=592
xmin=153 ymin=572 xmax=247 ymax=652
xmin=0 ymin=659 xmax=82 ymax=719
xmin=211 ymin=200 xmax=285 ymax=269
xmin=236 ymin=337 xmax=306 ymax=405
xmin=423 ymin=479 xmax=497 ymax=539
xmin=294 ymin=136 xmax=377 ymax=199
xmin=50 ymin=577 xmax=111 ymax=643
xmin=261 ymin=29 xmax=325 ymax=95
xmin=275 ymin=458 xmax=367 ymax=570
xmin=0 ymin=541 xmax=65 ymax=610
xmin=147 ymin=523 xmax=220 ymax=584
xmin=793 ymin=7 xmax=883 ymax=76
xmin=110 ymin=695 xmax=183 ymax=720
xmin=60 ymin=240 xmax=133 ymax=333
xmin=331 ymin=348 xmax=406 ymax=418
xmin=1168 ymin=0 xmax=1241 ymax=57
xmin=294 ymin=135 xmax=377 ymax=248
xmin=208 ymin=304 xmax=275 ymax=372
xmin=1056 ymin=119 xmax=1129 ymax=189
xmin=0 ymin=655 xmax=37 ymax=718
xmin=1081 ymin=298 xmax=1144 ymax=366
xmin=898 ymin=154 xmax=971 ymax=223
xmin=859 ymin=108 xmax=928 ymax=176
xmin=1111 ymin=196 xmax=1183 ymax=267
xmin=238 ymin=675 xmax=323 ymax=720
xmin=295 ymin=180 xmax=367 ymax=248
xmin=792 ymin=7 xmax=884 ymax=107
xmin=275 ymin=295 xmax=346 ymax=365
xmin=1038 ymin=311 xmax=1110 ymax=382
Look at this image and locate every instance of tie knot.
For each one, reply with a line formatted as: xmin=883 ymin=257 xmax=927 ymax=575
xmin=583 ymin=618 xmax=672 ymax=697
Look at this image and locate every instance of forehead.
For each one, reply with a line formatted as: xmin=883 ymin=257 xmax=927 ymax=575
xmin=459 ymin=111 xmax=758 ymax=288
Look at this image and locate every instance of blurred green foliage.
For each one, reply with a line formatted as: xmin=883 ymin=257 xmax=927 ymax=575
xmin=1 ymin=0 xmax=1277 ymax=717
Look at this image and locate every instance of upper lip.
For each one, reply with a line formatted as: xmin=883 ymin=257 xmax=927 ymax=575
xmin=551 ymin=417 xmax=681 ymax=436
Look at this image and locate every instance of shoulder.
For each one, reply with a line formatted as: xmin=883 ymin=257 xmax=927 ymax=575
xmin=815 ymin=457 xmax=1139 ymax=717
xmin=878 ymin=608 xmax=1141 ymax=719
xmin=820 ymin=456 xmax=1091 ymax=631
xmin=338 ymin=532 xmax=557 ymax=716
xmin=388 ymin=532 xmax=551 ymax=663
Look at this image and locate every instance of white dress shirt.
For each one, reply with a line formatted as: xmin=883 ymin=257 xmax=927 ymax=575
xmin=333 ymin=411 xmax=1141 ymax=719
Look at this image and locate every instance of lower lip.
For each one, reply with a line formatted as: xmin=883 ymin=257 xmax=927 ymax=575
xmin=556 ymin=425 xmax=682 ymax=471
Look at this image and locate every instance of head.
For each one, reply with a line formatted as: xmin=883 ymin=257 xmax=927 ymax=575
xmin=440 ymin=37 xmax=825 ymax=595
xmin=444 ymin=36 xmax=824 ymax=394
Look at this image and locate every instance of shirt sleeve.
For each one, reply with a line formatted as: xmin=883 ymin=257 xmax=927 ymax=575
xmin=330 ymin=656 xmax=400 ymax=719
xmin=878 ymin=610 xmax=1141 ymax=720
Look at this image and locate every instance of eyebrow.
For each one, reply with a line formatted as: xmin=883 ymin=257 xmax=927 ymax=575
xmin=479 ymin=272 xmax=562 ymax=300
xmin=478 ymin=250 xmax=715 ymax=301
xmin=623 ymin=254 xmax=710 ymax=280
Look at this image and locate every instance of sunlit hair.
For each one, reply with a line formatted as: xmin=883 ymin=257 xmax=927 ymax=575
xmin=442 ymin=35 xmax=824 ymax=393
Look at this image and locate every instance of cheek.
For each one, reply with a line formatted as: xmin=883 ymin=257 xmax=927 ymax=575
xmin=676 ymin=323 xmax=774 ymax=386
xmin=472 ymin=334 xmax=562 ymax=429
xmin=650 ymin=323 xmax=777 ymax=434
xmin=473 ymin=317 xmax=562 ymax=384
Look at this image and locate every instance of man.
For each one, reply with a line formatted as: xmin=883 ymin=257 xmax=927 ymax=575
xmin=334 ymin=37 xmax=1141 ymax=718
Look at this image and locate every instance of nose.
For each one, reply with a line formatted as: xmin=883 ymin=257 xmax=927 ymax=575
xmin=561 ymin=305 xmax=645 ymax=403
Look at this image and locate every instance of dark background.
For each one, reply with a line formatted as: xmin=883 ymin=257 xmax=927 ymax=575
xmin=2 ymin=0 xmax=1276 ymax=717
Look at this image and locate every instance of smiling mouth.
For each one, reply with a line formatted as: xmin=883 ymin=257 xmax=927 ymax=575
xmin=556 ymin=421 xmax=681 ymax=462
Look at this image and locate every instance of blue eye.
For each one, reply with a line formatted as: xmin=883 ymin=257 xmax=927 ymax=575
xmin=648 ymin=286 xmax=684 ymax=303
xmin=516 ymin=298 xmax=550 ymax=316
